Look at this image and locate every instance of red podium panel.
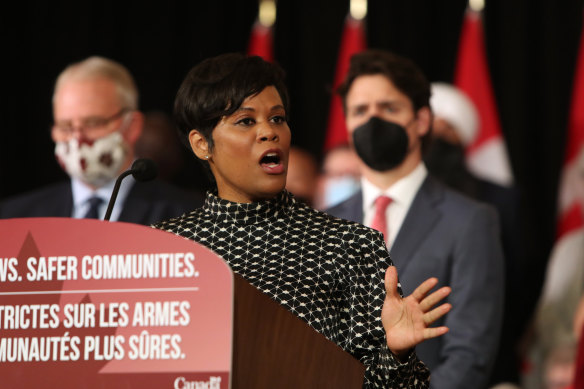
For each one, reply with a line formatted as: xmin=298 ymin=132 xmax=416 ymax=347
xmin=0 ymin=218 xmax=232 ymax=389
xmin=0 ymin=217 xmax=367 ymax=388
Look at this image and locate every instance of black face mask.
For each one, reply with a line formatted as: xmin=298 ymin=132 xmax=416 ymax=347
xmin=424 ymin=137 xmax=480 ymax=197
xmin=424 ymin=137 xmax=466 ymax=175
xmin=352 ymin=116 xmax=409 ymax=172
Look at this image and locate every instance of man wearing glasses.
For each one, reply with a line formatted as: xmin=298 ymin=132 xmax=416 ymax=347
xmin=0 ymin=56 xmax=201 ymax=224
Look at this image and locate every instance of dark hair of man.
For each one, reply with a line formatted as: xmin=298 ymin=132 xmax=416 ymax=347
xmin=337 ymin=49 xmax=433 ymax=152
xmin=174 ymin=53 xmax=290 ymax=151
xmin=337 ymin=49 xmax=431 ymax=112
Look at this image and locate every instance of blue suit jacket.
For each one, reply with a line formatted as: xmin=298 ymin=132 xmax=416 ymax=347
xmin=327 ymin=175 xmax=505 ymax=389
xmin=0 ymin=179 xmax=203 ymax=226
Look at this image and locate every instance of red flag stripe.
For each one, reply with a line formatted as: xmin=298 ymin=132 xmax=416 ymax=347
xmin=557 ymin=202 xmax=584 ymax=239
xmin=323 ymin=15 xmax=366 ymax=153
xmin=564 ymin=17 xmax=584 ymax=165
xmin=247 ymin=20 xmax=274 ymax=62
xmin=454 ymin=9 xmax=504 ymax=155
xmin=555 ymin=13 xmax=584 ymax=238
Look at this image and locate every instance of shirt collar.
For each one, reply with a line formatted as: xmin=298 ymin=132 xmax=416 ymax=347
xmin=72 ymin=176 xmax=135 ymax=218
xmin=202 ymin=190 xmax=294 ymax=225
xmin=362 ymin=162 xmax=428 ymax=210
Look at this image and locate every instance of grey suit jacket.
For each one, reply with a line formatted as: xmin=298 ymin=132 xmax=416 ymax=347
xmin=0 ymin=179 xmax=203 ymax=226
xmin=327 ymin=175 xmax=505 ymax=389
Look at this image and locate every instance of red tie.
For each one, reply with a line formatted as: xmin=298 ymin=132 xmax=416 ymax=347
xmin=370 ymin=195 xmax=392 ymax=241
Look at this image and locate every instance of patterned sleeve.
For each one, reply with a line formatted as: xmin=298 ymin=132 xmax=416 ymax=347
xmin=339 ymin=225 xmax=430 ymax=388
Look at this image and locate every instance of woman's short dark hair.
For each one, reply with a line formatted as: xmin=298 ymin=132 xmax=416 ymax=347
xmin=174 ymin=53 xmax=290 ymax=152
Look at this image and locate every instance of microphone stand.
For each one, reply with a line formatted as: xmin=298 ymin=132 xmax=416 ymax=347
xmin=103 ymin=158 xmax=158 ymax=222
xmin=103 ymin=170 xmax=133 ymax=222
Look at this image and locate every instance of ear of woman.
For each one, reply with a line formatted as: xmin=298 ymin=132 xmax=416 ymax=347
xmin=188 ymin=129 xmax=210 ymax=160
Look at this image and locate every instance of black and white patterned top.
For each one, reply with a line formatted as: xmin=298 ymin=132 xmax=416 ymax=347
xmin=154 ymin=190 xmax=429 ymax=388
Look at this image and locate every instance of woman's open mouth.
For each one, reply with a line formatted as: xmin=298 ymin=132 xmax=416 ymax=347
xmin=259 ymin=150 xmax=285 ymax=174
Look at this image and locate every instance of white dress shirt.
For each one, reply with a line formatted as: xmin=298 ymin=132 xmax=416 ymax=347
xmin=362 ymin=163 xmax=428 ymax=247
xmin=71 ymin=176 xmax=134 ymax=221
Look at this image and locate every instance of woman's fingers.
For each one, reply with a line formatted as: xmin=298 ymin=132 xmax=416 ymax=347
xmin=423 ymin=303 xmax=452 ymax=326
xmin=410 ymin=276 xmax=439 ymax=302
xmin=384 ymin=266 xmax=399 ymax=298
xmin=419 ymin=286 xmax=451 ymax=312
xmin=423 ymin=325 xmax=449 ymax=340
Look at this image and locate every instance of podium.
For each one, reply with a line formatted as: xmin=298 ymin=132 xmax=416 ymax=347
xmin=232 ymin=272 xmax=365 ymax=388
xmin=0 ymin=218 xmax=365 ymax=388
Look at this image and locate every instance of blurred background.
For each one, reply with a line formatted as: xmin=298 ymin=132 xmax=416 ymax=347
xmin=1 ymin=0 xmax=584 ymax=371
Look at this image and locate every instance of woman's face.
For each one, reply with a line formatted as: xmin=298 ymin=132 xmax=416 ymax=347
xmin=190 ymin=86 xmax=291 ymax=203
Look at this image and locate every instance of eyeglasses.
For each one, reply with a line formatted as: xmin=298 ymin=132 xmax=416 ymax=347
xmin=52 ymin=108 xmax=131 ymax=139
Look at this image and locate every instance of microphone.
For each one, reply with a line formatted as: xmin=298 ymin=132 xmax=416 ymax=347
xmin=104 ymin=158 xmax=158 ymax=221
xmin=130 ymin=158 xmax=158 ymax=182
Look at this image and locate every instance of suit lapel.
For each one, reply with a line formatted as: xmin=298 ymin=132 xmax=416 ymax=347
xmin=118 ymin=182 xmax=150 ymax=224
xmin=390 ymin=177 xmax=443 ymax=274
xmin=57 ymin=183 xmax=75 ymax=216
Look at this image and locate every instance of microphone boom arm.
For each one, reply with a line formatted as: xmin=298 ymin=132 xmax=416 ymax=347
xmin=103 ymin=158 xmax=158 ymax=222
xmin=104 ymin=170 xmax=133 ymax=222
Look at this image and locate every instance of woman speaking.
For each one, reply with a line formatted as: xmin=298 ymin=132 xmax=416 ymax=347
xmin=155 ymin=53 xmax=451 ymax=388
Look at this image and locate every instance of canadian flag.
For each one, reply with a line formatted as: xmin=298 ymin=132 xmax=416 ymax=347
xmin=323 ymin=14 xmax=367 ymax=153
xmin=526 ymin=18 xmax=584 ymax=387
xmin=454 ymin=8 xmax=514 ymax=187
xmin=538 ymin=13 xmax=584 ymax=311
xmin=247 ymin=2 xmax=274 ymax=62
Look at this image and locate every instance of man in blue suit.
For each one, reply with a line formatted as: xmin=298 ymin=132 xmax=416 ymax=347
xmin=327 ymin=49 xmax=505 ymax=389
xmin=0 ymin=56 xmax=201 ymax=224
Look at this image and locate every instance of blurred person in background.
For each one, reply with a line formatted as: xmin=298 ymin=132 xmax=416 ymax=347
xmin=526 ymin=147 xmax=584 ymax=389
xmin=570 ymin=295 xmax=584 ymax=388
xmin=314 ymin=143 xmax=361 ymax=210
xmin=327 ymin=49 xmax=505 ymax=389
xmin=285 ymin=145 xmax=319 ymax=206
xmin=136 ymin=110 xmax=210 ymax=192
xmin=0 ymin=56 xmax=201 ymax=224
xmin=135 ymin=110 xmax=186 ymax=183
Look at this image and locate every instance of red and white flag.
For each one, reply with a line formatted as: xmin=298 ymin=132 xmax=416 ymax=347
xmin=247 ymin=1 xmax=275 ymax=62
xmin=556 ymin=17 xmax=584 ymax=242
xmin=539 ymin=15 xmax=584 ymax=306
xmin=454 ymin=8 xmax=514 ymax=186
xmin=323 ymin=14 xmax=366 ymax=153
xmin=526 ymin=22 xmax=584 ymax=386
